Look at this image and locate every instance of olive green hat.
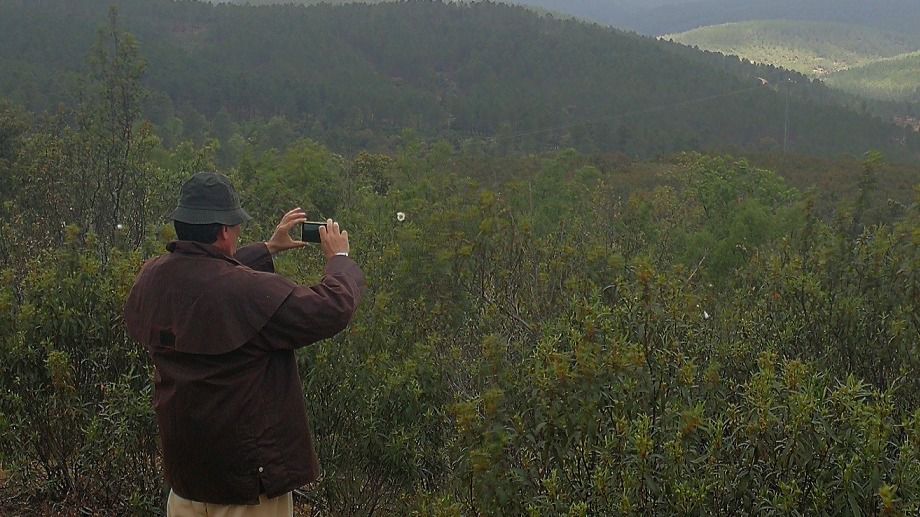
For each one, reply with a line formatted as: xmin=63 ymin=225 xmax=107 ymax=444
xmin=169 ymin=172 xmax=252 ymax=225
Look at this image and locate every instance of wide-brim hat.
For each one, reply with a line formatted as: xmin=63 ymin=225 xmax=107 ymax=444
xmin=168 ymin=171 xmax=252 ymax=225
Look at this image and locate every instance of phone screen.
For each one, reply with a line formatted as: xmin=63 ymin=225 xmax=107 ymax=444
xmin=301 ymin=221 xmax=326 ymax=243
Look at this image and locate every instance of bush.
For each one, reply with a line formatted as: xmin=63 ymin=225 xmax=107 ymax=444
xmin=2 ymin=120 xmax=919 ymax=515
xmin=0 ymin=233 xmax=160 ymax=514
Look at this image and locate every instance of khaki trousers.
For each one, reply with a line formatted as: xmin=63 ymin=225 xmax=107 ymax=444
xmin=167 ymin=489 xmax=294 ymax=517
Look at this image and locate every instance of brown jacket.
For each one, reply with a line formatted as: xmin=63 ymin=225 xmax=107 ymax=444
xmin=123 ymin=241 xmax=364 ymax=505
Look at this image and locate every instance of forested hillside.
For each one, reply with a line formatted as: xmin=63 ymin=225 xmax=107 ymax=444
xmin=826 ymin=52 xmax=920 ymax=103
xmin=667 ymin=20 xmax=920 ymax=107
xmin=669 ymin=21 xmax=920 ymax=77
xmin=512 ymin=0 xmax=920 ymax=36
xmin=1 ymin=0 xmax=918 ymax=160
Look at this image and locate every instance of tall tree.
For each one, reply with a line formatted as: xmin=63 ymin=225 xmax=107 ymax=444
xmin=75 ymin=6 xmax=152 ymax=250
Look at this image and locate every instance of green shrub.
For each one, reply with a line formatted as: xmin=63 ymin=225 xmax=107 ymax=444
xmin=0 ymin=235 xmax=159 ymax=514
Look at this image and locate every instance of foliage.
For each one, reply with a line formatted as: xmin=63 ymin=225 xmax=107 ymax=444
xmin=0 ymin=235 xmax=160 ymax=514
xmin=0 ymin=7 xmax=160 ymax=261
xmin=3 ymin=122 xmax=920 ymax=515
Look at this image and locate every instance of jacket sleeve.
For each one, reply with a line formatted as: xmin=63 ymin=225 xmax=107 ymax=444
xmin=234 ymin=243 xmax=274 ymax=273
xmin=256 ymin=255 xmax=365 ymax=350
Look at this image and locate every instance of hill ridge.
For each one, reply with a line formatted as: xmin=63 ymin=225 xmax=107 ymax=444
xmin=0 ymin=0 xmax=917 ymax=159
xmin=668 ymin=20 xmax=920 ymax=77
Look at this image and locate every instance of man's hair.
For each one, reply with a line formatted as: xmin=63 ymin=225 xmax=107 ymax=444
xmin=174 ymin=221 xmax=224 ymax=244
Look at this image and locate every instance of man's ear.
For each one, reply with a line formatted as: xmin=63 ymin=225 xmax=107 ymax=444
xmin=215 ymin=225 xmax=231 ymax=244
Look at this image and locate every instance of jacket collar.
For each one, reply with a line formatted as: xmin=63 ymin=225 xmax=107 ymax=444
xmin=166 ymin=241 xmax=243 ymax=266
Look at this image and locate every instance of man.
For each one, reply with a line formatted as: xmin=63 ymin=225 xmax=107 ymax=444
xmin=123 ymin=172 xmax=365 ymax=516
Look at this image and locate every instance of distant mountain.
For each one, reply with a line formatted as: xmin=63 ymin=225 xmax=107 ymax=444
xmin=215 ymin=0 xmax=389 ymax=4
xmin=0 ymin=0 xmax=917 ymax=160
xmin=493 ymin=0 xmax=699 ymax=26
xmin=510 ymin=0 xmax=920 ymax=36
xmin=218 ymin=0 xmax=696 ymax=10
xmin=639 ymin=0 xmax=920 ymax=36
xmin=669 ymin=21 xmax=920 ymax=77
xmin=826 ymin=52 xmax=920 ymax=103
xmin=666 ymin=20 xmax=920 ymax=105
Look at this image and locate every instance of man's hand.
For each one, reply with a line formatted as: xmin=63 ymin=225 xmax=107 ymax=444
xmin=265 ymin=208 xmax=308 ymax=255
xmin=319 ymin=218 xmax=350 ymax=260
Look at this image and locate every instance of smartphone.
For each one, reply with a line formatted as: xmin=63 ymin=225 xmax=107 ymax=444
xmin=301 ymin=221 xmax=327 ymax=243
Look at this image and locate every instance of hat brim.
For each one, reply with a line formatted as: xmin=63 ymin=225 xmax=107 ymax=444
xmin=169 ymin=206 xmax=252 ymax=225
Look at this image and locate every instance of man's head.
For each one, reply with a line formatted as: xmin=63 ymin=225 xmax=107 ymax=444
xmin=170 ymin=172 xmax=250 ymax=256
